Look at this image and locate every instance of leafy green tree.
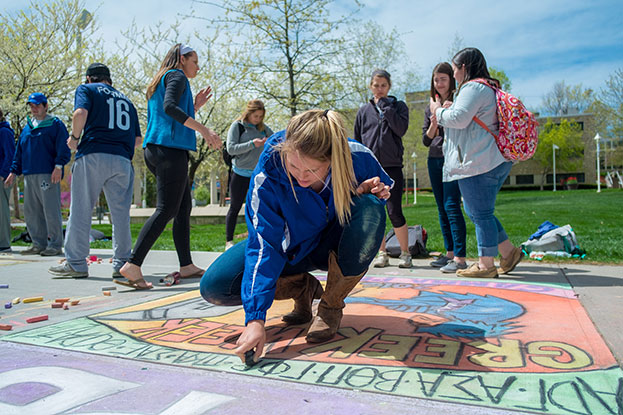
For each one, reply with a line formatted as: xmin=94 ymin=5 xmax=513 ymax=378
xmin=192 ymin=0 xmax=361 ymax=117
xmin=533 ymin=119 xmax=584 ymax=189
xmin=0 ymin=0 xmax=100 ymax=217
xmin=339 ymin=20 xmax=420 ymax=106
xmin=541 ymin=81 xmax=594 ymax=116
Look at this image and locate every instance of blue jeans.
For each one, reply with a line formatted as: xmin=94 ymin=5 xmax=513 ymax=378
xmin=200 ymin=194 xmax=386 ymax=306
xmin=428 ymin=157 xmax=466 ymax=257
xmin=458 ymin=162 xmax=512 ymax=257
xmin=64 ymin=153 xmax=134 ymax=273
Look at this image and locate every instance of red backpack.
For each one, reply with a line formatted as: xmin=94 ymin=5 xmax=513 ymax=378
xmin=471 ymin=79 xmax=539 ymax=161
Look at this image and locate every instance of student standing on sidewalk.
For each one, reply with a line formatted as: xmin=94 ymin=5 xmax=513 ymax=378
xmin=118 ymin=44 xmax=221 ymax=289
xmin=430 ymin=48 xmax=522 ymax=278
xmin=423 ymin=63 xmax=468 ymax=273
xmin=0 ymin=109 xmax=15 ymax=253
xmin=225 ymin=99 xmax=273 ymax=251
xmin=48 ymin=63 xmax=141 ymax=279
xmin=354 ymin=69 xmax=411 ymax=269
xmin=201 ymin=110 xmax=392 ymax=363
xmin=5 ymin=93 xmax=70 ymax=257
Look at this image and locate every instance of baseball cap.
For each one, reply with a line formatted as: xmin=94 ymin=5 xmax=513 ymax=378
xmin=86 ymin=62 xmax=111 ymax=78
xmin=27 ymin=92 xmax=47 ymax=105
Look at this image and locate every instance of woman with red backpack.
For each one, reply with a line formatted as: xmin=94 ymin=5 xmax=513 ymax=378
xmin=429 ymin=48 xmax=522 ymax=279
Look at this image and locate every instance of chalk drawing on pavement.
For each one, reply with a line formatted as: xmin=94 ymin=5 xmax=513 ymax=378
xmin=3 ymin=275 xmax=622 ymax=415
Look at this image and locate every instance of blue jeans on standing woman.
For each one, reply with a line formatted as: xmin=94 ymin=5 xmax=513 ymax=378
xmin=200 ymin=194 xmax=386 ymax=306
xmin=428 ymin=157 xmax=466 ymax=257
xmin=458 ymin=161 xmax=512 ymax=257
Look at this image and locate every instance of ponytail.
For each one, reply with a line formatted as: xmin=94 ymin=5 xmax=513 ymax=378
xmin=278 ymin=109 xmax=357 ymax=225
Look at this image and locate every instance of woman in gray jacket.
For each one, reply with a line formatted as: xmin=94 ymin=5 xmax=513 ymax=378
xmin=225 ymin=100 xmax=273 ymax=250
xmin=430 ymin=48 xmax=522 ymax=279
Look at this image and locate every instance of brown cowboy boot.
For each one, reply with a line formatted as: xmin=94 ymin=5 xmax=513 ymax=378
xmin=305 ymin=251 xmax=366 ymax=343
xmin=274 ymin=272 xmax=323 ymax=326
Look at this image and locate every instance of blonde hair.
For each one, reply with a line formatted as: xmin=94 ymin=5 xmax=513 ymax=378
xmin=277 ymin=110 xmax=357 ymax=225
xmin=238 ymin=99 xmax=266 ymax=132
xmin=146 ymin=43 xmax=195 ymax=100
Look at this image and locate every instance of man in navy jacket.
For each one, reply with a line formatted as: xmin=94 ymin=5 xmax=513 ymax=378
xmin=5 ymin=93 xmax=70 ymax=256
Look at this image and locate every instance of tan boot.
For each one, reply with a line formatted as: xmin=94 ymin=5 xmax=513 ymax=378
xmin=274 ymin=272 xmax=323 ymax=326
xmin=305 ymin=251 xmax=366 ymax=343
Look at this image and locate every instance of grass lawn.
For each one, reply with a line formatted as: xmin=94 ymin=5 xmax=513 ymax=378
xmin=10 ymin=189 xmax=623 ymax=263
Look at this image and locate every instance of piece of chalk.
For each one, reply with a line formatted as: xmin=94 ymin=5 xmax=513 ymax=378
xmin=51 ymin=303 xmax=63 ymax=309
xmin=101 ymin=286 xmax=117 ymax=291
xmin=102 ymin=291 xmax=111 ymax=296
xmin=0 ymin=284 xmax=8 ymax=288
xmin=4 ymin=302 xmax=11 ymax=309
xmin=26 ymin=315 xmax=48 ymax=323
xmin=244 ymin=349 xmax=258 ymax=367
xmin=23 ymin=296 xmax=44 ymax=303
xmin=70 ymin=300 xmax=80 ymax=305
xmin=0 ymin=324 xmax=12 ymax=331
xmin=63 ymin=303 xmax=69 ymax=310
xmin=12 ymin=297 xmax=20 ymax=304
xmin=54 ymin=298 xmax=70 ymax=303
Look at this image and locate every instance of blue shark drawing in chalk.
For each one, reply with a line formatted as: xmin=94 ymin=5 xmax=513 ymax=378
xmin=345 ymin=290 xmax=524 ymax=338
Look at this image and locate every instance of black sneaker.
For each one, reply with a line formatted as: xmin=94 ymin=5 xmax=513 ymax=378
xmin=48 ymin=263 xmax=88 ymax=278
xmin=21 ymin=245 xmax=42 ymax=255
xmin=430 ymin=255 xmax=450 ymax=268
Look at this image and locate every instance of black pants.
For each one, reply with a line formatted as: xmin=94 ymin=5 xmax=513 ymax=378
xmin=384 ymin=166 xmax=406 ymax=228
xmin=130 ymin=144 xmax=192 ymax=267
xmin=225 ymin=172 xmax=251 ymax=242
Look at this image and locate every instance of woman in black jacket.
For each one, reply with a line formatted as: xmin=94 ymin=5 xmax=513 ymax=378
xmin=354 ymin=69 xmax=411 ymax=268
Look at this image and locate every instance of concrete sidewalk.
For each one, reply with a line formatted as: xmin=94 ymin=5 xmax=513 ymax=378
xmin=1 ymin=247 xmax=622 ymax=414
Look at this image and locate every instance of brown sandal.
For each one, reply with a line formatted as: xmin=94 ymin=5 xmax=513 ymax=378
xmin=114 ymin=277 xmax=153 ymax=290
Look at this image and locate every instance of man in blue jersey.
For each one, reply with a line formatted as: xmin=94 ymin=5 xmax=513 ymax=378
xmin=5 ymin=93 xmax=71 ymax=256
xmin=49 ymin=63 xmax=141 ymax=278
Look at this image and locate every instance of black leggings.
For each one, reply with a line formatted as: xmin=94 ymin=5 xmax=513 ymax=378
xmin=384 ymin=166 xmax=407 ymax=228
xmin=225 ymin=172 xmax=251 ymax=241
xmin=130 ymin=144 xmax=193 ymax=267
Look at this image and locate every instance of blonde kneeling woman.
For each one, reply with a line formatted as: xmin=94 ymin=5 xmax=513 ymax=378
xmin=200 ymin=109 xmax=393 ymax=363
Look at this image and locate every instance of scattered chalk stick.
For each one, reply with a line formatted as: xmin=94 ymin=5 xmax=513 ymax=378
xmin=12 ymin=297 xmax=20 ymax=304
xmin=102 ymin=291 xmax=111 ymax=296
xmin=70 ymin=300 xmax=80 ymax=305
xmin=0 ymin=284 xmax=8 ymax=289
xmin=23 ymin=296 xmax=44 ymax=303
xmin=0 ymin=324 xmax=12 ymax=331
xmin=4 ymin=302 xmax=11 ymax=309
xmin=54 ymin=298 xmax=70 ymax=303
xmin=51 ymin=303 xmax=63 ymax=308
xmin=26 ymin=315 xmax=48 ymax=323
xmin=63 ymin=303 xmax=69 ymax=310
xmin=101 ymin=286 xmax=117 ymax=291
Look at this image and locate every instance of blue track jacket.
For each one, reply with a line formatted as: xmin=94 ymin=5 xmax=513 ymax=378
xmin=242 ymin=130 xmax=393 ymax=324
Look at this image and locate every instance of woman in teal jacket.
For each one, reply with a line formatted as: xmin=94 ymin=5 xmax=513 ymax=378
xmin=118 ymin=44 xmax=220 ymax=289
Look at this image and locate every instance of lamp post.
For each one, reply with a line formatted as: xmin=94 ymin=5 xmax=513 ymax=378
xmin=595 ymin=133 xmax=601 ymax=193
xmin=411 ymin=152 xmax=417 ymax=205
xmin=552 ymin=143 xmax=560 ymax=191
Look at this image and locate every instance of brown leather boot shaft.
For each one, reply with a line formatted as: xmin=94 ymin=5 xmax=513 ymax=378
xmin=275 ymin=272 xmax=323 ymax=325
xmin=306 ymin=251 xmax=367 ymax=343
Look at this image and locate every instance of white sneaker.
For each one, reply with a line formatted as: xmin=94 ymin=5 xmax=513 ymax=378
xmin=398 ymin=251 xmax=412 ymax=268
xmin=225 ymin=241 xmax=234 ymax=251
xmin=373 ymin=251 xmax=389 ymax=268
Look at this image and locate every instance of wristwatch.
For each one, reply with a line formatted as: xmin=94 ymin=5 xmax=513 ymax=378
xmin=54 ymin=164 xmax=62 ymax=170
xmin=71 ymin=134 xmax=81 ymax=141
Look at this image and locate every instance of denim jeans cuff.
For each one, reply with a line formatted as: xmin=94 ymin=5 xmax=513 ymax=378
xmin=478 ymin=245 xmax=499 ymax=257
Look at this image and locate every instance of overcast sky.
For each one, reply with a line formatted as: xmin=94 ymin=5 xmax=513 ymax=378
xmin=2 ymin=0 xmax=622 ymax=110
